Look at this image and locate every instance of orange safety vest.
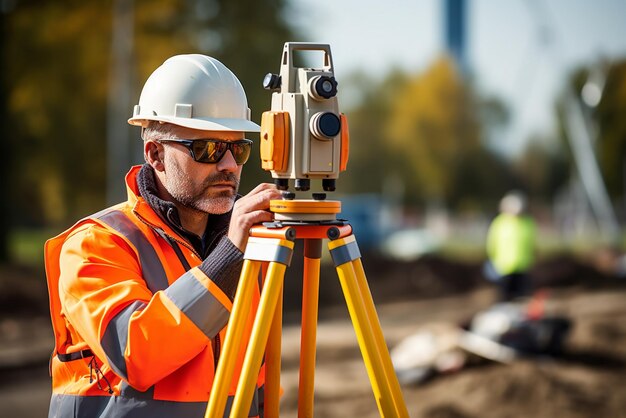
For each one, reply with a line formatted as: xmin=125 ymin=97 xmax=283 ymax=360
xmin=44 ymin=166 xmax=264 ymax=417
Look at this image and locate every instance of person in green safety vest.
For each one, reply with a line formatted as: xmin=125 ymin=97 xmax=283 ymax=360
xmin=485 ymin=191 xmax=536 ymax=301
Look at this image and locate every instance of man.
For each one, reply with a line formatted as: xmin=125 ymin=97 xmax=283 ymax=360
xmin=44 ymin=54 xmax=281 ymax=417
xmin=485 ymin=191 xmax=536 ymax=301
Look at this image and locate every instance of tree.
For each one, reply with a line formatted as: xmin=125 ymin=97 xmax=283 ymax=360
xmin=338 ymin=68 xmax=409 ymax=196
xmin=341 ymin=55 xmax=519 ymax=213
xmin=6 ymin=1 xmax=114 ymax=227
xmin=384 ymin=56 xmax=509 ymax=209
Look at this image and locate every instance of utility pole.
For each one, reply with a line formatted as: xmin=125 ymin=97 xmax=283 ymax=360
xmin=562 ymin=85 xmax=620 ymax=244
xmin=106 ymin=0 xmax=134 ymax=204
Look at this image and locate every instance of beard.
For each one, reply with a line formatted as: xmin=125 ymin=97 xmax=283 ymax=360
xmin=164 ymin=155 xmax=240 ymax=215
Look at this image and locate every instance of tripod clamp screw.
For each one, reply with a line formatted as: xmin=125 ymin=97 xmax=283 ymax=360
xmin=327 ymin=227 xmax=340 ymax=240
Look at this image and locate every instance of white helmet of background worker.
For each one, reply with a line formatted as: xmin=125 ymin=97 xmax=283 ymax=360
xmin=128 ymin=54 xmax=260 ymax=132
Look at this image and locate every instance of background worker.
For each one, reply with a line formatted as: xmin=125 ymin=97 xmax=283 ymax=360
xmin=44 ymin=54 xmax=281 ymax=417
xmin=485 ymin=191 xmax=537 ymax=301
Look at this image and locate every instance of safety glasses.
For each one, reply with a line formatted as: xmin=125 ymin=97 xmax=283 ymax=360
xmin=159 ymin=138 xmax=253 ymax=165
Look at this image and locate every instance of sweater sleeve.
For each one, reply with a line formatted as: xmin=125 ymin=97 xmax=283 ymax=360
xmin=197 ymin=235 xmax=244 ymax=300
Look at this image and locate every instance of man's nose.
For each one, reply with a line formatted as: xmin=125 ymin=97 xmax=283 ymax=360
xmin=216 ymin=150 xmax=238 ymax=172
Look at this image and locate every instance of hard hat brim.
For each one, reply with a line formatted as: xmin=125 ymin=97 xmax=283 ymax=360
xmin=128 ymin=115 xmax=261 ymax=133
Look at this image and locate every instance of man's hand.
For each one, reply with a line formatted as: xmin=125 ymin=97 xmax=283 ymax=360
xmin=228 ymin=183 xmax=282 ymax=252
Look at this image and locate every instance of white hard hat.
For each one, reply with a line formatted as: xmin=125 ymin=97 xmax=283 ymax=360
xmin=128 ymin=54 xmax=260 ymax=132
xmin=499 ymin=191 xmax=527 ymax=215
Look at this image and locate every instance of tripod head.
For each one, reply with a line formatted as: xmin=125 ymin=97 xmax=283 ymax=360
xmin=260 ymin=42 xmax=349 ymax=194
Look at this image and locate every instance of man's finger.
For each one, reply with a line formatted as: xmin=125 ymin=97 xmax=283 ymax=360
xmin=245 ymin=182 xmax=278 ymax=196
xmin=235 ymin=188 xmax=282 ymax=213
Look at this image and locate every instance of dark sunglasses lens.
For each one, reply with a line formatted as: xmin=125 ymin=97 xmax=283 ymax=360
xmin=188 ymin=140 xmax=251 ymax=164
xmin=192 ymin=141 xmax=223 ymax=163
xmin=231 ymin=142 xmax=252 ymax=165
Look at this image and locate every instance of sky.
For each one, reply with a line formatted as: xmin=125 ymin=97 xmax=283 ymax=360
xmin=287 ymin=0 xmax=626 ymax=157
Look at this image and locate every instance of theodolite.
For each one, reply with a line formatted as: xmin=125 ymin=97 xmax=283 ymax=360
xmin=260 ymin=43 xmax=349 ymax=190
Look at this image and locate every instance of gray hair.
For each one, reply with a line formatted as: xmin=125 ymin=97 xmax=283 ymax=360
xmin=141 ymin=121 xmax=178 ymax=142
xmin=141 ymin=122 xmax=179 ymax=163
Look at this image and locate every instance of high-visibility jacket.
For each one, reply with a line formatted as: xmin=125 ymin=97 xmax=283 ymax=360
xmin=486 ymin=213 xmax=536 ymax=276
xmin=44 ymin=165 xmax=264 ymax=418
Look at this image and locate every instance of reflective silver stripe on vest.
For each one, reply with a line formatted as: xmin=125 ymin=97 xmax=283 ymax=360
xmin=94 ymin=210 xmax=169 ymax=380
xmin=49 ymin=387 xmax=263 ymax=417
xmin=101 ymin=300 xmax=146 ymax=380
xmin=97 ymin=210 xmax=169 ymax=293
xmin=164 ymin=269 xmax=230 ymax=339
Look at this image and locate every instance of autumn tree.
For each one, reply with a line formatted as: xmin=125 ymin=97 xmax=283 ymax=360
xmin=338 ymin=69 xmax=410 ymax=196
xmin=384 ymin=56 xmax=511 ymax=209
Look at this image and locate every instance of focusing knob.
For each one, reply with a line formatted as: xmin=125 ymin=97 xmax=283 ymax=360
xmin=263 ymin=73 xmax=281 ymax=90
xmin=308 ymin=75 xmax=338 ymax=100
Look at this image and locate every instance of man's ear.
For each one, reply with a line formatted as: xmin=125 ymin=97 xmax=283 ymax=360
xmin=145 ymin=141 xmax=165 ymax=172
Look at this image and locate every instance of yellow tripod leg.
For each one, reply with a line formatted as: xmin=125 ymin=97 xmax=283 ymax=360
xmin=352 ymin=258 xmax=410 ymax=418
xmin=205 ymin=259 xmax=261 ymax=418
xmin=298 ymin=239 xmax=322 ymax=418
xmin=230 ymin=261 xmax=287 ymax=417
xmin=335 ymin=260 xmax=397 ymax=416
xmin=330 ymin=235 xmax=408 ymax=417
xmin=226 ymin=235 xmax=294 ymax=417
xmin=264 ymin=262 xmax=283 ymax=418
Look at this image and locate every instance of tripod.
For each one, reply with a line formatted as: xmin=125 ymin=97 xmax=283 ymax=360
xmin=205 ymin=201 xmax=409 ymax=418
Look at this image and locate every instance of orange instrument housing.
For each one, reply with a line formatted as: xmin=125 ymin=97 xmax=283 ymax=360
xmin=260 ymin=111 xmax=290 ymax=172
xmin=340 ymin=113 xmax=350 ymax=172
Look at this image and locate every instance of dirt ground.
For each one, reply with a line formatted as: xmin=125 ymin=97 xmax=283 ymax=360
xmin=1 ymin=252 xmax=625 ymax=418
